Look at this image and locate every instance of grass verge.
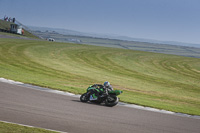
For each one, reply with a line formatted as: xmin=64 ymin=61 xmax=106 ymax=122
xmin=0 ymin=38 xmax=200 ymax=115
xmin=0 ymin=121 xmax=59 ymax=133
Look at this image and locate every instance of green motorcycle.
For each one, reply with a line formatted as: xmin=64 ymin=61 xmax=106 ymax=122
xmin=80 ymin=84 xmax=123 ymax=107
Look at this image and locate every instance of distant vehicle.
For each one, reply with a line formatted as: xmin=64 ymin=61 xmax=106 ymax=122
xmin=47 ymin=38 xmax=55 ymax=41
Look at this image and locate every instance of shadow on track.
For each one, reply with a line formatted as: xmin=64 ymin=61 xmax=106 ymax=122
xmin=71 ymin=100 xmax=111 ymax=107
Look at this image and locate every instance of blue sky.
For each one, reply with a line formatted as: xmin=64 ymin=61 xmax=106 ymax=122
xmin=0 ymin=0 xmax=200 ymax=44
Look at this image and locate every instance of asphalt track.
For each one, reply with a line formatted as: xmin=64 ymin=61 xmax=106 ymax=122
xmin=0 ymin=82 xmax=200 ymax=133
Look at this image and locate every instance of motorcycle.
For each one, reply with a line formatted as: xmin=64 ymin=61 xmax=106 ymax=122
xmin=80 ymin=84 xmax=123 ymax=107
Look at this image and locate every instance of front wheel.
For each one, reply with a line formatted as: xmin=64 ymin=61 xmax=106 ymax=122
xmin=80 ymin=93 xmax=89 ymax=102
xmin=105 ymin=96 xmax=119 ymax=107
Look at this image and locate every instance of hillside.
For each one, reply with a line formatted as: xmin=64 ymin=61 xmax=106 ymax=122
xmin=0 ymin=19 xmax=39 ymax=39
xmin=29 ymin=26 xmax=200 ymax=48
xmin=33 ymin=30 xmax=200 ymax=58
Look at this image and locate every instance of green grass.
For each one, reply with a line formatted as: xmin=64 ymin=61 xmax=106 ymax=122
xmin=0 ymin=121 xmax=58 ymax=133
xmin=0 ymin=38 xmax=200 ymax=115
xmin=0 ymin=19 xmax=14 ymax=30
xmin=0 ymin=30 xmax=39 ymax=39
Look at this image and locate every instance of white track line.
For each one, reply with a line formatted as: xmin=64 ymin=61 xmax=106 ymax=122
xmin=0 ymin=77 xmax=200 ymax=119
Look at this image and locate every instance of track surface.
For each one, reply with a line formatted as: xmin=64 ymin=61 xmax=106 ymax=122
xmin=0 ymin=82 xmax=200 ymax=133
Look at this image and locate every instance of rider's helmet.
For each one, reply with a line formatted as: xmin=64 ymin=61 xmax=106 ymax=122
xmin=104 ymin=81 xmax=110 ymax=87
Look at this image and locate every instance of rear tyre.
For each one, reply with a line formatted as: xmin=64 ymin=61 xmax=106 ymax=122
xmin=80 ymin=93 xmax=89 ymax=102
xmin=105 ymin=96 xmax=119 ymax=107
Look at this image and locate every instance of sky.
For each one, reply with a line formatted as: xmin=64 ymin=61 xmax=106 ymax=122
xmin=0 ymin=0 xmax=200 ymax=44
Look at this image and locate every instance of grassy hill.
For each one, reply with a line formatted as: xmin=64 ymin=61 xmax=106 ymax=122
xmin=0 ymin=19 xmax=13 ymax=31
xmin=0 ymin=38 xmax=200 ymax=115
xmin=0 ymin=19 xmax=39 ymax=39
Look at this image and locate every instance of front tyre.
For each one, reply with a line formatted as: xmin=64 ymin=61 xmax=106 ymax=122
xmin=80 ymin=93 xmax=89 ymax=102
xmin=105 ymin=96 xmax=119 ymax=107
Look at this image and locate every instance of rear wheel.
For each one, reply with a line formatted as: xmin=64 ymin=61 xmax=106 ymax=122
xmin=80 ymin=93 xmax=89 ymax=102
xmin=105 ymin=96 xmax=119 ymax=107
